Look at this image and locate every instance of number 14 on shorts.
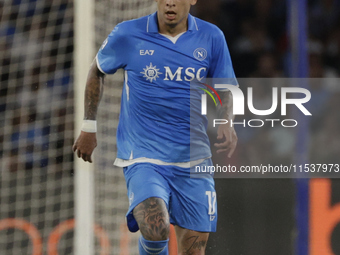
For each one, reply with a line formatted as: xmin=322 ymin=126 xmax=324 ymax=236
xmin=206 ymin=191 xmax=216 ymax=221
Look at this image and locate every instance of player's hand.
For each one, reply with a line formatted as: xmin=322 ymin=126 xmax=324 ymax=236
xmin=214 ymin=125 xmax=238 ymax=158
xmin=72 ymin=131 xmax=97 ymax=163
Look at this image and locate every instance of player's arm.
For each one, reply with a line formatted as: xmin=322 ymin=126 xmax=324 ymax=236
xmin=208 ymin=27 xmax=238 ymax=158
xmin=214 ymin=90 xmax=238 ymax=158
xmin=72 ymin=58 xmax=105 ymax=163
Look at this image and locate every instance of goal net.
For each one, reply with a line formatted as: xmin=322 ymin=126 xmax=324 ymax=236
xmin=94 ymin=1 xmax=157 ymax=254
xmin=0 ymin=0 xmax=74 ymax=254
xmin=0 ymin=0 xmax=156 ymax=254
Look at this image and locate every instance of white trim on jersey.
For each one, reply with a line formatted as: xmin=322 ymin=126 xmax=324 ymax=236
xmin=160 ymin=32 xmax=186 ymax=44
xmin=124 ymin=70 xmax=129 ymax=101
xmin=114 ymin=157 xmax=210 ymax=168
xmin=95 ymin=54 xmax=108 ymax=75
xmin=193 ymin=17 xmax=199 ymax=31
xmin=147 ymin=16 xmax=150 ymax=33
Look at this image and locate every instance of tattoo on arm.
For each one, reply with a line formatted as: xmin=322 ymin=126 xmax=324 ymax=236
xmin=217 ymin=90 xmax=234 ymax=120
xmin=185 ymin=235 xmax=207 ymax=254
xmin=84 ymin=60 xmax=105 ymax=120
xmin=133 ymin=197 xmax=169 ymax=240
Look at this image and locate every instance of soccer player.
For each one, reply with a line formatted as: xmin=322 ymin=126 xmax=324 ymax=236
xmin=73 ymin=0 xmax=238 ymax=254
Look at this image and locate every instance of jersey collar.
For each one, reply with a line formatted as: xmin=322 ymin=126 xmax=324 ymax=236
xmin=147 ymin=12 xmax=199 ymax=33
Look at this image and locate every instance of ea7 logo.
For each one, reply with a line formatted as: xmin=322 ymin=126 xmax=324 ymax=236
xmin=140 ymin=50 xmax=154 ymax=55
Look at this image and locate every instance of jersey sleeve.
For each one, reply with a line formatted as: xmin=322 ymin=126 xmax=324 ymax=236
xmin=96 ymin=23 xmax=127 ymax=74
xmin=208 ymin=28 xmax=238 ymax=87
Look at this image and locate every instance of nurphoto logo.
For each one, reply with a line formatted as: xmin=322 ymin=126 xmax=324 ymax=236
xmin=201 ymin=84 xmax=312 ymax=128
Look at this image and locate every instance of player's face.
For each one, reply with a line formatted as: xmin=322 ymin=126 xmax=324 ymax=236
xmin=155 ymin=0 xmax=197 ymax=34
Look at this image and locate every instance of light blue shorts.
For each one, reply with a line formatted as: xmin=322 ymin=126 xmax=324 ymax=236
xmin=123 ymin=158 xmax=217 ymax=233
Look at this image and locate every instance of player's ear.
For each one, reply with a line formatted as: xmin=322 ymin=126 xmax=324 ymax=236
xmin=190 ymin=0 xmax=197 ymax=6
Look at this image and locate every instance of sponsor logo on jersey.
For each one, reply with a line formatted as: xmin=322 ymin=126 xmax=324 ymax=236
xmin=140 ymin=50 xmax=154 ymax=55
xmin=141 ymin=63 xmax=162 ymax=82
xmin=141 ymin=63 xmax=207 ymax=82
xmin=194 ymin=48 xmax=207 ymax=61
xmin=164 ymin=66 xmax=206 ymax=82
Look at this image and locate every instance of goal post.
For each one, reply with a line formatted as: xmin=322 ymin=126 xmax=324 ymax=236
xmin=92 ymin=1 xmax=158 ymax=254
xmin=74 ymin=0 xmax=95 ymax=255
xmin=287 ymin=0 xmax=310 ymax=254
xmin=74 ymin=1 xmax=158 ymax=254
xmin=0 ymin=1 xmax=161 ymax=254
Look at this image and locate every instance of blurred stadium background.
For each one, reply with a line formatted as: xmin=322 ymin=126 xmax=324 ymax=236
xmin=1 ymin=0 xmax=340 ymax=254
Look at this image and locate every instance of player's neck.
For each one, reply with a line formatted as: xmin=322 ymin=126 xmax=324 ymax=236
xmin=157 ymin=17 xmax=188 ymax=37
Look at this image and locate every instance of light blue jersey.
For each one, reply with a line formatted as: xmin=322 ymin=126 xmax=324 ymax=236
xmin=96 ymin=12 xmax=237 ymax=166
